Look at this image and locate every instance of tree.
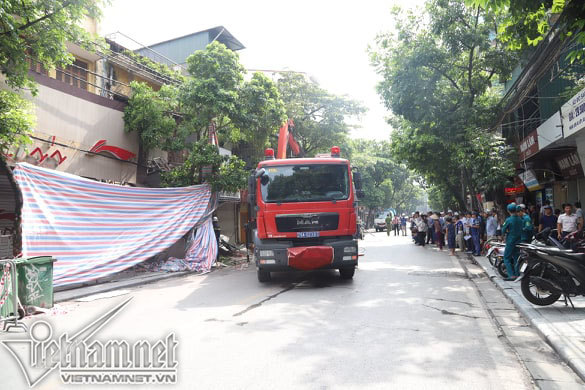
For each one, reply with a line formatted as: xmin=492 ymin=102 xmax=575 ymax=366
xmin=124 ymin=42 xmax=286 ymax=191
xmin=467 ymin=0 xmax=585 ymax=63
xmin=276 ymin=73 xmax=366 ymax=156
xmin=0 ymin=91 xmax=35 ymax=155
xmin=160 ymin=140 xmax=246 ymax=193
xmin=349 ymin=139 xmax=424 ymax=225
xmin=0 ymin=0 xmax=105 ymax=152
xmin=371 ymin=0 xmax=517 ymax=211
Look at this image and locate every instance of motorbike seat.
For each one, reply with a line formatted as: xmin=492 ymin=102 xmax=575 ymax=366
xmin=538 ymin=248 xmax=585 ymax=262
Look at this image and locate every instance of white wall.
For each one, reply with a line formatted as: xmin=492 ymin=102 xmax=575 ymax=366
xmin=6 ymin=81 xmax=138 ymax=183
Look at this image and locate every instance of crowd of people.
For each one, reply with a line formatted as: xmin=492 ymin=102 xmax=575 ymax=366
xmin=393 ymin=202 xmax=585 ymax=280
xmin=407 ymin=210 xmax=500 ymax=256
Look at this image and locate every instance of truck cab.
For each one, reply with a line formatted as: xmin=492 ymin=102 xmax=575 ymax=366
xmin=248 ymin=147 xmax=362 ymax=282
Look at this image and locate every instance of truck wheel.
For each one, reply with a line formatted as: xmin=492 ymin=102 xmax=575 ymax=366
xmin=339 ymin=267 xmax=355 ymax=280
xmin=257 ymin=269 xmax=271 ymax=283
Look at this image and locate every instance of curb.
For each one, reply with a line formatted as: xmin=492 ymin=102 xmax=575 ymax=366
xmin=54 ymin=271 xmax=192 ymax=303
xmin=463 ymin=252 xmax=585 ymax=383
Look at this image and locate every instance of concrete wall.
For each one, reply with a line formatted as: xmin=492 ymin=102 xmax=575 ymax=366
xmin=5 ymin=78 xmax=139 ymax=183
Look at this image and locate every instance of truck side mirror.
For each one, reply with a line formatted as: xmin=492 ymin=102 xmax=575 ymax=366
xmin=353 ymin=171 xmax=363 ymax=191
xmin=247 ymin=173 xmax=257 ymax=219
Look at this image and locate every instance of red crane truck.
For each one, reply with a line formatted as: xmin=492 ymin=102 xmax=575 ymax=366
xmin=247 ymin=120 xmax=363 ymax=282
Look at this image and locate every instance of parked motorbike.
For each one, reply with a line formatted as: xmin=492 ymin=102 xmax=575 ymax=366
xmin=518 ymin=244 xmax=585 ymax=307
xmin=486 ymin=228 xmax=567 ymax=278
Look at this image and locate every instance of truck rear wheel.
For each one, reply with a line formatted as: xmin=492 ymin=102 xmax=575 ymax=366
xmin=339 ymin=266 xmax=355 ymax=280
xmin=257 ymin=269 xmax=271 ymax=283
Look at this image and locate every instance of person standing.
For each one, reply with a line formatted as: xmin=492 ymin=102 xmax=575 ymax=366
xmin=557 ymin=203 xmax=581 ymax=249
xmin=417 ymin=214 xmax=428 ymax=246
xmin=426 ymin=214 xmax=435 ymax=245
xmin=517 ymin=204 xmax=534 ymax=243
xmin=486 ymin=211 xmax=498 ymax=241
xmin=446 ymin=216 xmax=456 ymax=256
xmin=385 ymin=214 xmax=392 ymax=237
xmin=502 ymin=203 xmax=522 ymax=280
xmin=392 ymin=215 xmax=400 ymax=236
xmin=400 ymin=214 xmax=407 ymax=236
xmin=530 ymin=205 xmax=539 ymax=228
xmin=470 ymin=211 xmax=481 ymax=256
xmin=455 ymin=215 xmax=465 ymax=252
xmin=433 ymin=214 xmax=443 ymax=250
xmin=557 ymin=203 xmax=580 ymax=239
xmin=538 ymin=205 xmax=557 ymax=232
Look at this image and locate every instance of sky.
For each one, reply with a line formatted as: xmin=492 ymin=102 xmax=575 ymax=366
xmin=101 ymin=0 xmax=424 ymax=140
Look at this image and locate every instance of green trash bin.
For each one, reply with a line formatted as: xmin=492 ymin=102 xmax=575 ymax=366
xmin=14 ymin=256 xmax=55 ymax=309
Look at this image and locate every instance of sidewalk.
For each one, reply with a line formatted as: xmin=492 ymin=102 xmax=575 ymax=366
xmin=54 ymin=256 xmax=250 ymax=303
xmin=468 ymin=252 xmax=585 ymax=382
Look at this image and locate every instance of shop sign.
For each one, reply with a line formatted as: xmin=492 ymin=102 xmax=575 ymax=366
xmin=561 ymin=86 xmax=585 ymax=138
xmin=519 ymin=131 xmax=539 ymax=160
xmin=537 ymin=112 xmax=562 ymax=149
xmin=519 ymin=169 xmax=542 ymax=191
xmin=556 ymin=152 xmax=585 ymax=179
xmin=504 ymin=186 xmax=524 ymax=196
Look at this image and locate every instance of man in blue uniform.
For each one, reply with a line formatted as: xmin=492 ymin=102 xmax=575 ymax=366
xmin=501 ymin=203 xmax=523 ymax=280
xmin=518 ymin=204 xmax=534 ymax=243
xmin=470 ymin=211 xmax=481 ymax=256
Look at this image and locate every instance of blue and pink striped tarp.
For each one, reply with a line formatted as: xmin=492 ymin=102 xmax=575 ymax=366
xmin=13 ymin=163 xmax=216 ymax=286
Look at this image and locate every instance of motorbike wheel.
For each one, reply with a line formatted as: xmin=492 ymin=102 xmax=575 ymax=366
xmin=497 ymin=258 xmax=508 ymax=278
xmin=520 ymin=276 xmax=561 ymax=306
xmin=488 ymin=252 xmax=497 ymax=266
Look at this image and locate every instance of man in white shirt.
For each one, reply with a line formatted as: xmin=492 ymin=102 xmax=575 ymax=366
xmin=557 ymin=203 xmax=581 ymax=240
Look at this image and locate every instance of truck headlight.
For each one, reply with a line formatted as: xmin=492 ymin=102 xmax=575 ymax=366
xmin=344 ymin=247 xmax=357 ymax=253
xmin=259 ymin=250 xmax=274 ymax=257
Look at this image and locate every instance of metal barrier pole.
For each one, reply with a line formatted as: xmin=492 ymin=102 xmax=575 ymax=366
xmin=0 ymin=260 xmax=27 ymax=332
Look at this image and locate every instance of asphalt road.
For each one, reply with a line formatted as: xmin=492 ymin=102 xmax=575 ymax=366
xmin=1 ymin=231 xmax=571 ymax=389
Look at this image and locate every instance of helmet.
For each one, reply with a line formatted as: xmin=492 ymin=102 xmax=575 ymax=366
xmin=516 ymin=205 xmax=524 ymax=212
xmin=518 ymin=204 xmax=526 ymax=210
xmin=507 ymin=203 xmax=517 ymax=212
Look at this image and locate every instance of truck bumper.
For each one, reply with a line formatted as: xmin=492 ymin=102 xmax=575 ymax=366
xmin=253 ymin=235 xmax=358 ymax=271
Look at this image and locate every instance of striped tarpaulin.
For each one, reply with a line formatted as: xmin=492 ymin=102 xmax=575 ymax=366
xmin=13 ymin=163 xmax=215 ymax=286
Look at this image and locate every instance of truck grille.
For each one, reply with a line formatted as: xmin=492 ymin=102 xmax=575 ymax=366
xmin=275 ymin=212 xmax=339 ymax=232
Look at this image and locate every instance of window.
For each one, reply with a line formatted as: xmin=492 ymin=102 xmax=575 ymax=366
xmin=27 ymin=58 xmax=47 ymax=75
xmin=56 ymin=59 xmax=88 ymax=90
xmin=260 ymin=164 xmax=349 ymax=203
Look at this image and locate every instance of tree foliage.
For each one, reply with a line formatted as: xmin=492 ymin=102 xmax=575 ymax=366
xmin=371 ymin=0 xmax=517 ymax=210
xmin=0 ymin=0 xmax=106 ymax=91
xmin=160 ymin=140 xmax=246 ymax=193
xmin=276 ymin=73 xmax=365 ymax=156
xmin=467 ymin=0 xmax=585 ymax=63
xmin=349 ymin=139 xmax=424 ymax=218
xmin=124 ymin=42 xmax=286 ymax=192
xmin=123 ymin=81 xmax=178 ymax=151
xmin=0 ymin=0 xmax=106 ymax=155
xmin=0 ymin=90 xmax=35 ymax=154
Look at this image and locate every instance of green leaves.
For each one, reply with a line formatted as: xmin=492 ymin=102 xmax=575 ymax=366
xmin=124 ymin=81 xmax=178 ymax=151
xmin=0 ymin=0 xmax=107 ymax=92
xmin=160 ymin=140 xmax=246 ymax=193
xmin=0 ymin=0 xmax=107 ymax=153
xmin=275 ymin=73 xmax=365 ymax=156
xmin=0 ymin=90 xmax=34 ymax=154
xmin=371 ymin=0 xmax=517 ymax=210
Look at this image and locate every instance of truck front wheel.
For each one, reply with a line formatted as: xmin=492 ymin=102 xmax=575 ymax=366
xmin=339 ymin=266 xmax=355 ymax=280
xmin=257 ymin=269 xmax=271 ymax=283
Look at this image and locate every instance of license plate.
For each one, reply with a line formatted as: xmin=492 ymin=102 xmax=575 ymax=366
xmin=297 ymin=231 xmax=320 ymax=238
xmin=520 ymin=262 xmax=528 ymax=272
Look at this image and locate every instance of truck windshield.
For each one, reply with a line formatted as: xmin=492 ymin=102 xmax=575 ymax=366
xmin=261 ymin=164 xmax=349 ymax=203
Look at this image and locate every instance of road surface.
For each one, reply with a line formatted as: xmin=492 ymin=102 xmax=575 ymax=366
xmin=1 ymin=231 xmax=581 ymax=389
